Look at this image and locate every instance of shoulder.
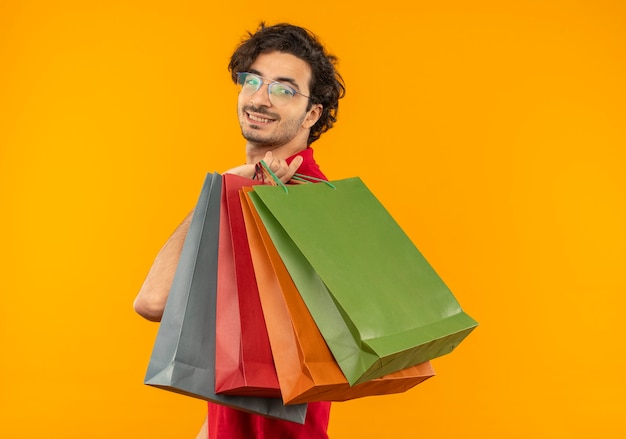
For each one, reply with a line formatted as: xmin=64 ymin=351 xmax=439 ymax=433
xmin=286 ymin=147 xmax=327 ymax=181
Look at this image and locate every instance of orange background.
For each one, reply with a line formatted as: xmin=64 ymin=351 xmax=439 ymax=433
xmin=2 ymin=1 xmax=625 ymax=438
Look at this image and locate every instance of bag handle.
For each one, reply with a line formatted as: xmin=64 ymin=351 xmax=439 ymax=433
xmin=257 ymin=160 xmax=335 ymax=193
xmin=257 ymin=160 xmax=289 ymax=193
xmin=291 ymin=174 xmax=336 ymax=189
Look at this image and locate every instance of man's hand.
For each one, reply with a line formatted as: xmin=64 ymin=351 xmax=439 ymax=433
xmin=259 ymin=151 xmax=303 ymax=183
xmin=224 ymin=150 xmax=303 ymax=183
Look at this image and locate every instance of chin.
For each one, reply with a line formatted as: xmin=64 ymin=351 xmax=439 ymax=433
xmin=242 ymin=131 xmax=272 ymax=146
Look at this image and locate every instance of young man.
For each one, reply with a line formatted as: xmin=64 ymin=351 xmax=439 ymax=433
xmin=134 ymin=22 xmax=345 ymax=438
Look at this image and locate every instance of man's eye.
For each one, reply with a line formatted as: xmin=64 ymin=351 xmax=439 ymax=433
xmin=273 ymin=85 xmax=295 ymax=96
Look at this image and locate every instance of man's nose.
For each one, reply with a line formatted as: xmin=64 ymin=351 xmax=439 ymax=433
xmin=251 ymin=82 xmax=272 ymax=106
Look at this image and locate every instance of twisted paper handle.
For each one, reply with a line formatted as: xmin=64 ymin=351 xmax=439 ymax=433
xmin=257 ymin=160 xmax=335 ymax=193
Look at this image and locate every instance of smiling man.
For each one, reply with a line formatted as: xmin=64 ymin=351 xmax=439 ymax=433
xmin=134 ymin=23 xmax=345 ymax=438
xmin=237 ymin=52 xmax=320 ymax=153
xmin=223 ymin=23 xmax=344 ymax=185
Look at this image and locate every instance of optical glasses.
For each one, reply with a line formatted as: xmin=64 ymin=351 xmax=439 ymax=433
xmin=236 ymin=72 xmax=310 ymax=107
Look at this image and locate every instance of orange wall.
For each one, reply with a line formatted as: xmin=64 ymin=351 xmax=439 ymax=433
xmin=2 ymin=1 xmax=625 ymax=438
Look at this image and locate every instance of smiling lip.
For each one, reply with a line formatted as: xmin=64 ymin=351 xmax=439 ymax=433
xmin=246 ymin=111 xmax=276 ymax=124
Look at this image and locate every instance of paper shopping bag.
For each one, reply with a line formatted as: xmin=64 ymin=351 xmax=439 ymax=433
xmin=240 ymin=187 xmax=435 ymax=404
xmin=214 ymin=173 xmax=280 ymax=398
xmin=248 ymin=177 xmax=478 ymax=386
xmin=144 ymin=172 xmax=306 ymax=423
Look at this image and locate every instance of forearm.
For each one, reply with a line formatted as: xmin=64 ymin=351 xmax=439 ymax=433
xmin=133 ymin=210 xmax=194 ymax=322
xmin=195 ymin=416 xmax=208 ymax=439
xmin=224 ymin=163 xmax=255 ymax=179
xmin=133 ymin=153 xmax=298 ymax=322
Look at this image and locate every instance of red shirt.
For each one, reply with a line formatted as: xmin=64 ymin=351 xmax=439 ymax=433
xmin=208 ymin=147 xmax=331 ymax=438
xmin=286 ymin=147 xmax=327 ymax=181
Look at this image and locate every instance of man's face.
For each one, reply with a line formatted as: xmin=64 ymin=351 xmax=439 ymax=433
xmin=237 ymin=51 xmax=319 ymax=148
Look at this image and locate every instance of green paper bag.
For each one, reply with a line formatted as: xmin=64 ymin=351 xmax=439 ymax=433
xmin=248 ymin=177 xmax=478 ymax=386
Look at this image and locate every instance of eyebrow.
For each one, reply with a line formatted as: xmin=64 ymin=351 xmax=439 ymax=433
xmin=248 ymin=69 xmax=302 ymax=91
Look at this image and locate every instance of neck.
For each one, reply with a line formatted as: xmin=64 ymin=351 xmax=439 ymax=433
xmin=245 ymin=141 xmax=308 ymax=164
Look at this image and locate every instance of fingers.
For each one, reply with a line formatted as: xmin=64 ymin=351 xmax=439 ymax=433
xmin=261 ymin=151 xmax=303 ymax=183
xmin=288 ymin=155 xmax=304 ymax=175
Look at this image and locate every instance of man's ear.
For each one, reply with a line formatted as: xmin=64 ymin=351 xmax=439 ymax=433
xmin=302 ymin=103 xmax=323 ymax=129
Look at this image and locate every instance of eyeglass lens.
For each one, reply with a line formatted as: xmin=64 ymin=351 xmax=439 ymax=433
xmin=237 ymin=73 xmax=299 ymax=106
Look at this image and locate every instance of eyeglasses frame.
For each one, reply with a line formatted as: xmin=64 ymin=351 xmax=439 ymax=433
xmin=236 ymin=72 xmax=310 ymax=105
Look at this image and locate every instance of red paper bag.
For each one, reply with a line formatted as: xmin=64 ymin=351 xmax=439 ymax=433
xmin=214 ymin=174 xmax=280 ymax=398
